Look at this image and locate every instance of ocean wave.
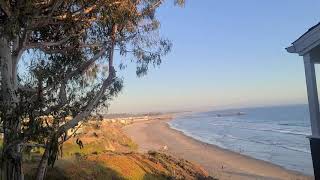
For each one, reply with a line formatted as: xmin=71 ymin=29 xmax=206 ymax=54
xmin=169 ymin=122 xmax=311 ymax=154
xmin=170 ymin=106 xmax=313 ymax=175
xmin=204 ymin=119 xmax=311 ymax=137
xmin=280 ymin=146 xmax=311 ymax=154
xmin=270 ymin=129 xmax=310 ymax=136
xmin=224 ymin=134 xmax=310 ymax=153
xmin=167 ymin=122 xmax=227 ymax=148
xmin=240 ymin=127 xmax=310 ymax=136
xmin=278 ymin=123 xmax=308 ymax=127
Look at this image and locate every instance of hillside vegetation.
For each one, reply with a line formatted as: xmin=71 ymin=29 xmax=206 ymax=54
xmin=21 ymin=120 xmax=215 ymax=180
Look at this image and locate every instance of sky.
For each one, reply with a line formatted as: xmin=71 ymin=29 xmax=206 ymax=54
xmin=108 ymin=0 xmax=320 ymax=113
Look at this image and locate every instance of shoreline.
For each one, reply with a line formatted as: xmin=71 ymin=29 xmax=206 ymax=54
xmin=123 ymin=118 xmax=312 ymax=180
xmin=165 ymin=120 xmax=311 ymax=176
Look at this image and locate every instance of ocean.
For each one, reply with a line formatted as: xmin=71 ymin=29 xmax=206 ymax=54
xmin=168 ymin=104 xmax=313 ymax=175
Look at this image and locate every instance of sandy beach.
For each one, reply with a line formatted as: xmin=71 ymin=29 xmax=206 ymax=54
xmin=123 ymin=119 xmax=313 ymax=180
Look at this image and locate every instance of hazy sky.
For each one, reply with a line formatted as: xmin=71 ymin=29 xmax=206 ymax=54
xmin=109 ymin=0 xmax=320 ymax=113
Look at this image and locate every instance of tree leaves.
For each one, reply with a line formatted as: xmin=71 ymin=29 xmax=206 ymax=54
xmin=0 ymin=0 xmax=184 ymax=173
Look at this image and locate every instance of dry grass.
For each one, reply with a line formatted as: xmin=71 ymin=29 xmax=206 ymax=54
xmin=21 ymin=121 xmax=213 ymax=180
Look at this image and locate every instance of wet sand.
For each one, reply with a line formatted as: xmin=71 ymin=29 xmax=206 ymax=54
xmin=123 ymin=119 xmax=313 ymax=180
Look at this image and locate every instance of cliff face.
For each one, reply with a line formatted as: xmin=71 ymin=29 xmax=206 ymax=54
xmin=43 ymin=151 xmax=215 ymax=180
xmin=25 ymin=120 xmax=215 ymax=180
xmin=62 ymin=121 xmax=138 ymax=155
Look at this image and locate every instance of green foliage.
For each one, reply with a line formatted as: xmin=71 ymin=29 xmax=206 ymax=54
xmin=62 ymin=142 xmax=106 ymax=157
xmin=0 ymin=0 xmax=184 ymax=178
xmin=175 ymin=0 xmax=186 ymax=6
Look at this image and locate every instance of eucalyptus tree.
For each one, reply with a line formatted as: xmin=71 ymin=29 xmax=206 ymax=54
xmin=0 ymin=0 xmax=183 ymax=179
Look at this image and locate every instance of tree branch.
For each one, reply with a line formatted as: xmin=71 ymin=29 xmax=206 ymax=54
xmin=18 ymin=85 xmax=37 ymax=93
xmin=49 ymin=0 xmax=64 ymax=17
xmin=58 ymin=24 xmax=118 ymax=134
xmin=58 ymin=67 xmax=115 ymax=133
xmin=0 ymin=1 xmax=11 ymax=17
xmin=25 ymin=36 xmax=72 ymax=49
xmin=140 ymin=0 xmax=163 ymax=17
xmin=22 ymin=143 xmax=46 ymax=148
xmin=25 ymin=46 xmax=108 ymax=105
xmin=58 ymin=82 xmax=67 ymax=105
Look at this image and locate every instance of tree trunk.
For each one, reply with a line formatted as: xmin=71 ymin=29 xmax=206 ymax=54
xmin=1 ymin=135 xmax=23 ymax=180
xmin=0 ymin=38 xmax=23 ymax=180
xmin=35 ymin=145 xmax=49 ymax=180
xmin=1 ymin=159 xmax=23 ymax=180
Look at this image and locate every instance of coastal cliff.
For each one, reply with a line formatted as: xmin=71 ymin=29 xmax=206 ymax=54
xmin=23 ymin=117 xmax=214 ymax=180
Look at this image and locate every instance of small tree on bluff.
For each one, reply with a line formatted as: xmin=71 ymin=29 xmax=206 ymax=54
xmin=0 ymin=0 xmax=184 ymax=179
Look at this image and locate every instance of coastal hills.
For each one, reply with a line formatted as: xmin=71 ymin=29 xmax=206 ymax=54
xmin=22 ymin=116 xmax=215 ymax=180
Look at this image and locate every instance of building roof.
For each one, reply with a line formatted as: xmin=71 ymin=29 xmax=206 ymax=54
xmin=286 ymin=22 xmax=320 ymax=55
xmin=293 ymin=22 xmax=320 ymax=44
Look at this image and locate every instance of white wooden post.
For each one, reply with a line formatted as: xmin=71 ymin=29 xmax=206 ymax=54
xmin=304 ymin=53 xmax=320 ymax=137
